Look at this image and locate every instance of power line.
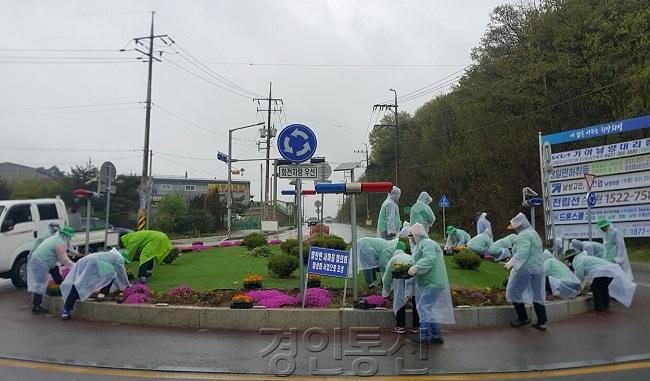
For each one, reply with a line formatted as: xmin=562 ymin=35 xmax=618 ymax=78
xmin=201 ymin=62 xmax=470 ymax=68
xmin=0 ymin=147 xmax=139 ymax=153
xmin=0 ymin=48 xmax=134 ymax=52
xmin=0 ymin=60 xmax=141 ymax=64
xmin=165 ymin=57 xmax=254 ymax=99
xmin=0 ymin=106 xmax=143 ymax=117
xmin=0 ymin=101 xmax=140 ymax=112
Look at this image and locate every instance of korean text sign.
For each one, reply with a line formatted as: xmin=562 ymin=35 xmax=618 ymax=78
xmin=307 ymin=247 xmax=349 ymax=278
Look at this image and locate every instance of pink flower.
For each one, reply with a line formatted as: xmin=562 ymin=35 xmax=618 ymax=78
xmin=124 ymin=293 xmax=149 ymax=304
xmin=123 ymin=284 xmax=151 ymax=299
xmin=60 ymin=267 xmax=70 ymax=280
xmin=304 ymin=288 xmax=332 ymax=308
xmin=169 ymin=285 xmax=193 ymax=297
xmin=245 ymin=289 xmax=297 ymax=308
xmin=363 ymin=295 xmax=387 ymax=307
xmin=268 ymin=239 xmax=282 ymax=245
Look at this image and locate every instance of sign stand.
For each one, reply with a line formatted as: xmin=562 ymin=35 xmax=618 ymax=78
xmin=439 ymin=195 xmax=450 ymax=241
xmin=585 ymin=173 xmax=597 ymax=240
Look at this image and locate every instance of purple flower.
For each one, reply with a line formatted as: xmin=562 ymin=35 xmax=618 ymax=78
xmin=169 ymin=285 xmax=193 ymax=297
xmin=268 ymin=239 xmax=282 ymax=245
xmin=304 ymin=288 xmax=332 ymax=308
xmin=245 ymin=290 xmax=297 ymax=308
xmin=124 ymin=293 xmax=149 ymax=304
xmin=471 ymin=291 xmax=486 ymax=301
xmin=123 ymin=284 xmax=151 ymax=299
xmin=363 ymin=295 xmax=387 ymax=307
xmin=60 ymin=267 xmax=70 ymax=280
xmin=219 ymin=240 xmax=241 ymax=248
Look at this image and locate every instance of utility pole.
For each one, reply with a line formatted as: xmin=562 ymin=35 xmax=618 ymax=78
xmin=145 ymin=150 xmax=153 ymax=229
xmin=254 ymin=84 xmax=283 ymax=220
xmin=355 ymin=144 xmax=370 ymax=222
xmin=129 ymin=11 xmax=170 ymax=230
xmin=373 ymin=89 xmax=399 ymax=185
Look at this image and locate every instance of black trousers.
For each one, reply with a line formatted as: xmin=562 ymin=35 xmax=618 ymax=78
xmin=395 ymin=296 xmax=420 ymax=328
xmin=545 ymin=276 xmax=553 ymax=295
xmin=64 ymin=281 xmax=113 ymax=312
xmin=138 ymin=259 xmax=154 ymax=278
xmin=513 ymin=302 xmax=547 ymax=325
xmin=591 ymin=277 xmax=613 ymax=311
xmin=32 ymin=267 xmax=64 ymax=308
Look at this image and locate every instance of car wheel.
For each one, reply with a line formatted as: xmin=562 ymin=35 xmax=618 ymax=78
xmin=11 ymin=255 xmax=28 ymax=288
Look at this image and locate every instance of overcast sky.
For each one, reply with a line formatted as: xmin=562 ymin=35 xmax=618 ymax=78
xmin=0 ymin=0 xmax=509 ymax=217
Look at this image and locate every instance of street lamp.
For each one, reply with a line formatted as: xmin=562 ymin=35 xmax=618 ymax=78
xmin=227 ymin=122 xmax=265 ymax=237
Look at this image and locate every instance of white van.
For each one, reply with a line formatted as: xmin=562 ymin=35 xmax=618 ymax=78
xmin=0 ymin=198 xmax=67 ymax=287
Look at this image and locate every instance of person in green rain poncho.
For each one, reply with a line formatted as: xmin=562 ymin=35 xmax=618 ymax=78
xmin=121 ymin=230 xmax=179 ymax=283
xmin=409 ymin=192 xmax=435 ymax=233
xmin=597 ymin=218 xmax=632 ymax=280
xmin=542 ymin=251 xmax=581 ymax=299
xmin=355 ymin=237 xmax=405 ymax=288
xmin=377 ymin=186 xmax=401 ymax=240
xmin=444 ymin=226 xmax=471 ymax=250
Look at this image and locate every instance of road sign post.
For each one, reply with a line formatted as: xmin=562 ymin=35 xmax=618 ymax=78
xmin=585 ymin=174 xmax=597 ymax=240
xmin=277 ymin=123 xmax=318 ymax=305
xmin=99 ymin=162 xmax=116 ymax=250
xmin=439 ymin=195 xmax=450 ymax=241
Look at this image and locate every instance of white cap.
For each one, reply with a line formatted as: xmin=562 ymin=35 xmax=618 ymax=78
xmin=508 ymin=213 xmax=529 ymax=230
xmin=408 ymin=223 xmax=427 ymax=237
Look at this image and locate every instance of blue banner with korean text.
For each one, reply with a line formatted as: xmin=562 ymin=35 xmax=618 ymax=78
xmin=542 ymin=115 xmax=650 ymax=145
xmin=307 ymin=247 xmax=350 ymax=278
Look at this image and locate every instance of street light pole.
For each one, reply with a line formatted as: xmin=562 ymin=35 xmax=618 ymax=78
xmin=390 ymin=88 xmax=398 ymax=186
xmin=227 ymin=121 xmax=265 ymax=237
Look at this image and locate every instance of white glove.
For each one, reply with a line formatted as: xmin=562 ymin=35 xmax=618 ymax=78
xmin=504 ymin=260 xmax=514 ymax=270
xmin=382 ymin=289 xmax=389 ymax=298
xmin=408 ymin=266 xmax=417 ymax=276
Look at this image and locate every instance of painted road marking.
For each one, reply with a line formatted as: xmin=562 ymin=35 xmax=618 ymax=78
xmin=0 ymin=357 xmax=649 ymax=380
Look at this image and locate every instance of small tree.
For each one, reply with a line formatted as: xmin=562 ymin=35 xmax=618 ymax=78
xmin=0 ymin=178 xmax=11 ymax=200
xmin=157 ymin=194 xmax=188 ymax=233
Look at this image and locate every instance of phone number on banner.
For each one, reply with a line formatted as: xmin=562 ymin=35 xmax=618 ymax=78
xmin=552 ymin=188 xmax=650 ymax=210
xmin=555 ymin=221 xmax=650 ymax=238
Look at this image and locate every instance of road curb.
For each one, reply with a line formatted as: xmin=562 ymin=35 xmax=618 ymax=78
xmin=631 ymin=262 xmax=650 ymax=272
xmin=43 ymin=295 xmax=592 ymax=330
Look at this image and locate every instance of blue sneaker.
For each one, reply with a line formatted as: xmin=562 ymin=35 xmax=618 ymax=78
xmin=61 ymin=309 xmax=71 ymax=321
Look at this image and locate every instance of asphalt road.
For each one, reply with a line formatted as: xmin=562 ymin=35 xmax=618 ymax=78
xmin=0 ymin=265 xmax=648 ymax=380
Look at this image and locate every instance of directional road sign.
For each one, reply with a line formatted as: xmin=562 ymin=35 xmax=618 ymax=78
xmin=217 ymin=151 xmax=229 ymax=163
xmin=277 ymin=124 xmax=317 ymax=163
xmin=278 ymin=164 xmax=318 ymax=179
xmin=439 ymin=195 xmax=450 ymax=208
xmin=99 ymin=161 xmax=117 ymax=194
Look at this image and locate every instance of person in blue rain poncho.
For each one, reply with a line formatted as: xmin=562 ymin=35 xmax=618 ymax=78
xmin=504 ymin=213 xmax=547 ymax=331
xmin=542 ymin=250 xmax=581 ymax=299
xmin=406 ymin=223 xmax=454 ymax=344
xmin=475 ymin=212 xmax=493 ymax=239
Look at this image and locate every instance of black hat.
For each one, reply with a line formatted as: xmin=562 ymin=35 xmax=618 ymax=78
xmin=563 ymin=248 xmax=579 ymax=260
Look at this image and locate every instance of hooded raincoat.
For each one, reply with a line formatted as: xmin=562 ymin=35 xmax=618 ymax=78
xmin=573 ymin=252 xmax=636 ymax=307
xmin=467 ymin=232 xmax=493 ymax=255
xmin=445 ymin=229 xmax=471 ymax=248
xmin=411 ymin=236 xmax=455 ymax=324
xmin=27 ymin=233 xmax=75 ymax=294
xmin=356 ymin=237 xmax=399 ymax=272
xmin=542 ymin=253 xmax=581 ymax=299
xmin=476 ymin=212 xmax=493 ymax=238
xmin=409 ymin=192 xmax=435 ymax=233
xmin=571 ymin=240 xmax=605 ymax=259
xmin=377 ymin=187 xmax=401 ymax=239
xmin=602 ymin=226 xmax=633 ymax=279
xmin=488 ymin=234 xmax=516 ymax=261
xmin=61 ymin=249 xmax=130 ymax=301
xmin=121 ymin=230 xmax=175 ymax=265
xmin=505 ymin=223 xmax=546 ymax=304
xmin=382 ymin=251 xmax=416 ymax=315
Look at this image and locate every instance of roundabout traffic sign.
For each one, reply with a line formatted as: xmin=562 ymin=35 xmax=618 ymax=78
xmin=277 ymin=124 xmax=317 ymax=163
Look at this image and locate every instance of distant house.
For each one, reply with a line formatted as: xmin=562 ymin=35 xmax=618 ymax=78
xmin=0 ymin=162 xmax=64 ymax=181
xmin=151 ymin=177 xmax=251 ymax=206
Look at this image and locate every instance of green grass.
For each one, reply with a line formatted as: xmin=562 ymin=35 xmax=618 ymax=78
xmin=627 ymin=246 xmax=650 ymax=263
xmin=133 ymin=246 xmax=508 ymax=293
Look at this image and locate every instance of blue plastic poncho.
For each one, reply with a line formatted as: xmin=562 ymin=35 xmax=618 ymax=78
xmin=505 ymin=223 xmax=546 ymax=304
xmin=467 ymin=232 xmax=493 ymax=255
xmin=61 ymin=249 xmax=130 ymax=301
xmin=602 ymin=226 xmax=633 ymax=279
xmin=445 ymin=229 xmax=471 ymax=249
xmin=356 ymin=237 xmax=399 ymax=272
xmin=382 ymin=251 xmax=416 ymax=314
xmin=543 ymin=255 xmax=581 ymax=299
xmin=377 ymin=187 xmax=401 ymax=239
xmin=411 ymin=234 xmax=454 ymax=325
xmin=27 ymin=233 xmax=75 ymax=294
xmin=409 ymin=192 xmax=435 ymax=233
xmin=572 ymin=252 xmax=636 ymax=307
xmin=476 ymin=212 xmax=493 ymax=238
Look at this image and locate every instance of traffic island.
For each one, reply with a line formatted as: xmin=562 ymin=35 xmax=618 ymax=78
xmin=42 ymin=294 xmax=592 ymax=330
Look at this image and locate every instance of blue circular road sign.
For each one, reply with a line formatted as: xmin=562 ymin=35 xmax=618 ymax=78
xmin=587 ymin=192 xmax=597 ymax=207
xmin=277 ymin=124 xmax=317 ymax=163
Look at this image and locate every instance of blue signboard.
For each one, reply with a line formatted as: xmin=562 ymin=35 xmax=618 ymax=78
xmin=541 ymin=115 xmax=650 ymax=145
xmin=439 ymin=195 xmax=450 ymax=208
xmin=277 ymin=124 xmax=318 ymax=163
xmin=307 ymin=246 xmax=349 ymax=278
xmin=217 ymin=151 xmax=229 ymax=163
xmin=587 ymin=192 xmax=597 ymax=207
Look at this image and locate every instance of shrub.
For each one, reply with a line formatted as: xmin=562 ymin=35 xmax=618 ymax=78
xmin=268 ymin=254 xmax=299 ymax=278
xmin=289 ymin=244 xmax=311 ymax=264
xmin=280 ymin=239 xmax=299 ymax=254
xmin=243 ymin=232 xmax=268 ymax=250
xmin=311 ymin=235 xmax=347 ymax=250
xmin=251 ymin=245 xmax=273 ymax=258
xmin=452 ymin=250 xmax=482 ymax=271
